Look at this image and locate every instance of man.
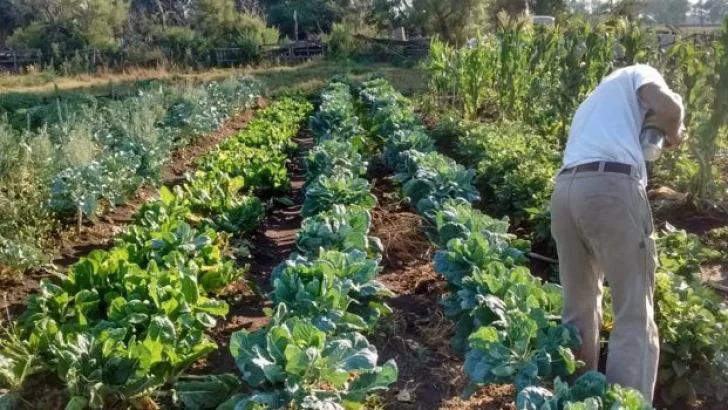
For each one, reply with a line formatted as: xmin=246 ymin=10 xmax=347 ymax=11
xmin=550 ymin=64 xmax=686 ymax=401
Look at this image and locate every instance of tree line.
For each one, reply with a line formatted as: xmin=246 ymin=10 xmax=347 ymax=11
xmin=0 ymin=0 xmax=726 ymax=68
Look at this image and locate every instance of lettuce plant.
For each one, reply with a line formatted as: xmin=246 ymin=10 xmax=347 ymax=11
xmin=301 ymin=175 xmax=377 ymax=218
xmin=296 ymin=205 xmax=382 ymax=259
xmin=212 ymin=314 xmax=398 ymax=410
xmin=270 ymin=250 xmax=392 ymax=333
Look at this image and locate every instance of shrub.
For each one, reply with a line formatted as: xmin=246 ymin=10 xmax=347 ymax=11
xmin=151 ymin=26 xmax=201 ymax=66
xmin=325 ymin=22 xmax=358 ymax=60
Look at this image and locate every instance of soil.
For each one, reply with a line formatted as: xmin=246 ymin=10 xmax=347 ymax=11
xmin=367 ymin=163 xmax=519 ymax=409
xmin=189 ymin=130 xmax=313 ymax=376
xmin=0 ymin=100 xmax=264 ymax=319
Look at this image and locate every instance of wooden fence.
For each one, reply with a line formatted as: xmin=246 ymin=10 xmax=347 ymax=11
xmin=354 ymin=35 xmax=429 ymax=60
xmin=0 ymin=42 xmax=328 ymax=73
xmin=0 ymin=50 xmax=42 ymax=71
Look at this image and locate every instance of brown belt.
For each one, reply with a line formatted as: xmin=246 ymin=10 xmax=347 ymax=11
xmin=560 ymin=161 xmax=633 ymax=176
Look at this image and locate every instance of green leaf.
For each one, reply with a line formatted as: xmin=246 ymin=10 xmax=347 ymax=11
xmin=195 ymin=299 xmax=229 ymax=317
xmin=64 ymin=396 xmax=89 ymax=410
xmin=344 ymin=360 xmax=399 ymax=403
xmin=175 ymin=374 xmax=241 ymax=410
xmin=159 ymin=186 xmax=175 ymax=206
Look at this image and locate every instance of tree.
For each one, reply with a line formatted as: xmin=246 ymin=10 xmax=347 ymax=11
xmin=490 ymin=0 xmax=566 ymax=18
xmin=643 ymin=0 xmax=690 ymax=24
xmin=694 ymin=0 xmax=728 ymax=24
xmin=0 ymin=0 xmax=22 ymax=43
xmin=407 ymin=0 xmax=491 ymax=44
xmin=530 ymin=0 xmax=567 ymax=15
xmin=566 ymin=0 xmax=590 ymax=14
xmin=491 ymin=0 xmax=527 ymax=16
xmin=194 ymin=0 xmax=278 ymax=45
xmin=263 ymin=0 xmax=341 ymax=39
xmin=370 ymin=0 xmax=409 ymax=31
xmin=8 ymin=0 xmax=129 ymax=53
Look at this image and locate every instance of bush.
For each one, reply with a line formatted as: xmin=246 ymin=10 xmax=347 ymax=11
xmin=8 ymin=22 xmax=82 ymax=56
xmin=151 ymin=26 xmax=201 ymax=66
xmin=325 ymin=22 xmax=357 ymax=60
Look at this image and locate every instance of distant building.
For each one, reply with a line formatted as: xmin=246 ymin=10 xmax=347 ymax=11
xmin=392 ymin=27 xmax=407 ymax=42
xmin=532 ymin=16 xmax=556 ymax=26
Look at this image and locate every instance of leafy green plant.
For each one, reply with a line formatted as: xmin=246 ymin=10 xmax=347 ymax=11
xmin=198 ymin=146 xmax=291 ymax=194
xmin=383 ymin=128 xmax=435 ymax=171
xmin=396 ymin=150 xmax=481 ymax=215
xmin=302 ymin=175 xmax=377 ymax=218
xmin=434 ymin=232 xmax=542 ymax=352
xmin=517 ymin=371 xmax=652 ymax=410
xmin=463 ymin=310 xmax=581 ymax=395
xmin=1 ymin=76 xmax=263 ymax=276
xmin=657 ymin=224 xmax=721 ymax=279
xmin=270 ymin=250 xmax=393 ymax=333
xmin=652 ymin=268 xmax=728 ymax=404
xmin=305 ymin=139 xmax=368 ymax=188
xmin=296 ymin=205 xmax=383 ymax=259
xmin=220 ymin=314 xmax=398 ymax=410
xmin=455 ymin=120 xmax=560 ymax=226
xmin=2 ymin=94 xmax=310 ymax=408
xmin=181 ymin=172 xmax=264 ymax=233
xmin=424 ymin=198 xmax=511 ymax=247
xmin=0 ymin=322 xmax=47 ymax=407
xmin=310 ymin=82 xmax=364 ymax=142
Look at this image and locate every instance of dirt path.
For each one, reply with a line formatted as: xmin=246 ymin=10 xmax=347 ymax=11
xmin=367 ymin=167 xmax=516 ymax=410
xmin=0 ymin=101 xmax=263 ymax=318
xmin=190 ymin=131 xmax=312 ymax=376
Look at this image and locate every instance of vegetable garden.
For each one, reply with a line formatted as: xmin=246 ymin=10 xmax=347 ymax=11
xmin=1 ymin=14 xmax=728 ymax=410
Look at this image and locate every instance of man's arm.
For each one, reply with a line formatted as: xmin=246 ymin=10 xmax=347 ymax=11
xmin=638 ymin=83 xmax=686 ymax=148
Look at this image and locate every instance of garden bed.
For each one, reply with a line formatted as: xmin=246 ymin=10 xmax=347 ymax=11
xmin=0 ymin=103 xmax=264 ymax=319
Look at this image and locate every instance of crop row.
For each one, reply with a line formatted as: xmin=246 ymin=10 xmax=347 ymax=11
xmin=435 ymin=116 xmax=728 ymax=405
xmin=171 ymin=82 xmax=399 ymax=410
xmin=0 ymin=98 xmax=312 ymax=409
xmin=354 ymin=78 xmax=656 ymax=409
xmin=1 ymin=76 xmax=262 ymax=277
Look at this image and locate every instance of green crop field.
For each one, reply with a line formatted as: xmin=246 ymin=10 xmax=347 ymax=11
xmin=1 ymin=4 xmax=727 ymax=410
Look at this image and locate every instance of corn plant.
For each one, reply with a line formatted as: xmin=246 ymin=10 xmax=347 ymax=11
xmin=425 ymin=39 xmax=457 ymax=107
xmin=495 ymin=12 xmax=533 ymax=121
xmin=690 ymin=23 xmax=728 ymax=204
xmin=456 ymin=36 xmax=497 ymax=121
xmin=613 ymin=17 xmax=657 ymax=66
xmin=552 ymin=19 xmax=616 ymax=144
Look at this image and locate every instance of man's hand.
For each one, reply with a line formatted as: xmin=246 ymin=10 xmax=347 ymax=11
xmin=664 ymin=124 xmax=687 ymax=150
xmin=639 ymin=84 xmax=686 ymax=147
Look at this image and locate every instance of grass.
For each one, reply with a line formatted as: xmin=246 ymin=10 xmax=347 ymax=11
xmin=0 ymin=60 xmax=426 ymax=98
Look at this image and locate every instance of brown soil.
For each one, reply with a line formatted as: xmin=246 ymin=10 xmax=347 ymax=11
xmin=372 ymin=250 xmax=517 ymax=410
xmin=189 ymin=130 xmax=312 ymax=376
xmin=0 ymin=100 xmax=265 ymax=319
xmin=370 ymin=177 xmax=517 ymax=409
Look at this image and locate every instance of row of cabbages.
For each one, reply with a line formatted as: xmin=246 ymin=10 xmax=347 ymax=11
xmin=354 ymin=78 xmax=653 ymax=410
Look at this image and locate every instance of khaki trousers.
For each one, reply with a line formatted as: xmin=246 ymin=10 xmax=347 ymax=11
xmin=550 ymin=167 xmax=659 ymax=401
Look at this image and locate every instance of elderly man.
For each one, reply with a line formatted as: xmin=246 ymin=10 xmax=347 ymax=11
xmin=550 ymin=64 xmax=686 ymax=401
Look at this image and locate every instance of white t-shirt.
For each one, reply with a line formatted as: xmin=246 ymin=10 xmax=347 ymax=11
xmin=561 ymin=64 xmax=669 ymax=185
